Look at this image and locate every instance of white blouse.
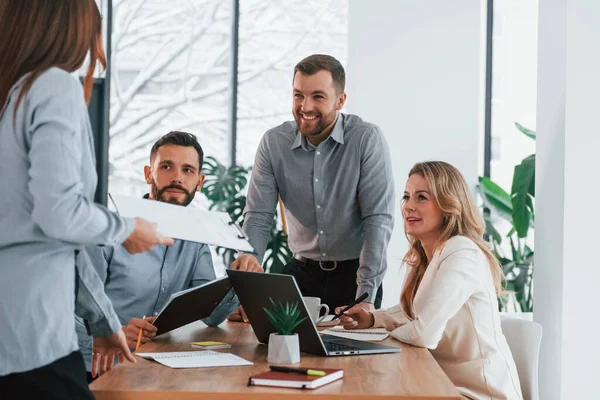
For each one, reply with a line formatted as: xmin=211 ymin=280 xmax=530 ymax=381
xmin=373 ymin=236 xmax=523 ymax=400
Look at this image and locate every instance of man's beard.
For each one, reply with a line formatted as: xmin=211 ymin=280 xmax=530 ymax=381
xmin=294 ymin=109 xmax=336 ymax=137
xmin=151 ymin=180 xmax=195 ymax=206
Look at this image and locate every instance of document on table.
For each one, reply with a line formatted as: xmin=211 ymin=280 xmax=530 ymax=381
xmin=316 ymin=314 xmax=340 ymax=327
xmin=322 ymin=326 xmax=390 ymax=341
xmin=136 ymin=351 xmax=253 ymax=369
xmin=109 ymin=193 xmax=253 ymax=252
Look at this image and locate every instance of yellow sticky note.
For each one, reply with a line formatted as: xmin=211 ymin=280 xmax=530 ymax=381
xmin=190 ymin=341 xmax=231 ymax=349
xmin=191 ymin=341 xmax=227 ymax=346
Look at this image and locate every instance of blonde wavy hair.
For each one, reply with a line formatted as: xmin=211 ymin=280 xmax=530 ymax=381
xmin=400 ymin=161 xmax=504 ymax=318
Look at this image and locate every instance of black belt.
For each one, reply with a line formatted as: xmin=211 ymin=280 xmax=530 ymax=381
xmin=294 ymin=256 xmax=358 ymax=272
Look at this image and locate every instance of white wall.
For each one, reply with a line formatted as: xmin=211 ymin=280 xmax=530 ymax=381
xmin=347 ymin=0 xmax=485 ymax=306
xmin=535 ymin=0 xmax=600 ymax=398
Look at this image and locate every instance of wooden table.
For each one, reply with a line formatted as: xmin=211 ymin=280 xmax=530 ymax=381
xmin=91 ymin=321 xmax=461 ymax=399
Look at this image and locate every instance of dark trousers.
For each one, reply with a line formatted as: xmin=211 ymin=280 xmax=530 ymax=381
xmin=0 ymin=351 xmax=94 ymax=400
xmin=86 ymin=372 xmax=96 ymax=384
xmin=281 ymin=257 xmax=383 ymax=312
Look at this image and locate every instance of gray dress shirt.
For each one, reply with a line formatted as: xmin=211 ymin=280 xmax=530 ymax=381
xmin=243 ymin=113 xmax=395 ymax=302
xmin=0 ymin=68 xmax=134 ymax=375
xmin=76 ymin=239 xmax=239 ymax=371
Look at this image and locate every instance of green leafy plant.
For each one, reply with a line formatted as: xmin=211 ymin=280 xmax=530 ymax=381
xmin=478 ymin=122 xmax=535 ymax=312
xmin=201 ymin=157 xmax=248 ymax=211
xmin=262 ymin=297 xmax=307 ymax=335
xmin=201 ymin=156 xmax=291 ymax=273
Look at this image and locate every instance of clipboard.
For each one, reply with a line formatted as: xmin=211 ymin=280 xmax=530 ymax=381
xmin=108 ymin=193 xmax=254 ymax=252
xmin=153 ymin=277 xmax=234 ymax=336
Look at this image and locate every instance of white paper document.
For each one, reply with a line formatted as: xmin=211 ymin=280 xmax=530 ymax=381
xmin=323 ymin=326 xmax=390 ymax=341
xmin=316 ymin=314 xmax=340 ymax=327
xmin=136 ymin=351 xmax=253 ymax=369
xmin=109 ymin=193 xmax=253 ymax=252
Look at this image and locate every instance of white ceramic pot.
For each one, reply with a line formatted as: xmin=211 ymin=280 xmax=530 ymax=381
xmin=500 ymin=311 xmax=533 ymax=321
xmin=267 ymin=333 xmax=300 ymax=364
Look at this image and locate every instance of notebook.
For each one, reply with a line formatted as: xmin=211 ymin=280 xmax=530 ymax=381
xmin=136 ymin=351 xmax=252 ymax=368
xmin=322 ymin=326 xmax=390 ymax=341
xmin=248 ymin=368 xmax=344 ymax=389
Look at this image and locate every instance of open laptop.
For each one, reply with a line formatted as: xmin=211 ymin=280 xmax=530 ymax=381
xmin=226 ymin=270 xmax=401 ymax=356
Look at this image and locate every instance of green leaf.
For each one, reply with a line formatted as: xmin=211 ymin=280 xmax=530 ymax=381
xmin=285 ymin=316 xmax=308 ymax=334
xmin=263 ymin=229 xmax=292 ymax=273
xmin=263 ymin=299 xmax=306 ymax=335
xmin=201 ymin=156 xmax=249 ymax=211
xmin=226 ymin=196 xmax=246 ymax=226
xmin=526 ymin=195 xmax=535 ymax=226
xmin=514 ymin=122 xmax=536 ymax=141
xmin=478 ymin=177 xmax=513 ymax=223
xmin=509 ymin=236 xmax=522 ymax=263
xmin=216 ymin=247 xmax=238 ymax=267
xmin=263 ymin=307 xmax=280 ymax=326
xmin=483 ymin=212 xmax=502 ymax=244
xmin=511 ymin=155 xmax=535 ymax=238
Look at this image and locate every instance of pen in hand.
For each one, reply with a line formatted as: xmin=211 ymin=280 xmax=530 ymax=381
xmin=135 ymin=315 xmax=146 ymax=352
xmin=331 ymin=292 xmax=369 ymax=321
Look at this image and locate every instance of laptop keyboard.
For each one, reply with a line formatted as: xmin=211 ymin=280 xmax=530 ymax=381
xmin=324 ymin=342 xmax=362 ymax=352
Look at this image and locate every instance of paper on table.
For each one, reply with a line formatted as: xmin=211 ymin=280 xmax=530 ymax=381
xmin=136 ymin=351 xmax=252 ymax=369
xmin=322 ymin=326 xmax=390 ymax=341
xmin=317 ymin=314 xmax=340 ymax=327
xmin=109 ymin=193 xmax=253 ymax=252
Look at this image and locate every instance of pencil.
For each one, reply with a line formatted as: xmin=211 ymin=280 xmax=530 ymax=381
xmin=135 ymin=315 xmax=146 ymax=352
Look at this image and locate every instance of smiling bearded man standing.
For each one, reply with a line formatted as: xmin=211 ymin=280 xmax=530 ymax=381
xmin=228 ymin=54 xmax=395 ymax=316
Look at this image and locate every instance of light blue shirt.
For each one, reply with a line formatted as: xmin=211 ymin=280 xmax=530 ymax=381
xmin=76 ymin=235 xmax=239 ymax=371
xmin=0 ymin=68 xmax=134 ymax=375
xmin=243 ymin=113 xmax=395 ymax=302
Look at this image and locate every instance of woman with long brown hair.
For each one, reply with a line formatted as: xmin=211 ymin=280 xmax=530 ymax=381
xmin=337 ymin=161 xmax=523 ymax=399
xmin=0 ymin=1 xmax=173 ymax=397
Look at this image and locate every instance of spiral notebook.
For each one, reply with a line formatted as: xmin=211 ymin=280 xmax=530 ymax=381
xmin=322 ymin=327 xmax=390 ymax=341
xmin=136 ymin=351 xmax=253 ymax=369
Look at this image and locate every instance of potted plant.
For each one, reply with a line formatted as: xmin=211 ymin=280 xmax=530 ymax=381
xmin=263 ymin=297 xmax=307 ymax=364
xmin=478 ymin=123 xmax=535 ymax=314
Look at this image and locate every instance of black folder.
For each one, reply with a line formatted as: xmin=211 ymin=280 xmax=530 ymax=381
xmin=153 ymin=277 xmax=234 ymax=336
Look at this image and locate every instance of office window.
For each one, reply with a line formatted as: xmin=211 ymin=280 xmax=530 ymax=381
xmin=108 ymin=0 xmax=348 ymax=192
xmin=236 ymin=0 xmax=348 ymax=168
xmin=489 ymin=0 xmax=537 ymax=190
xmin=108 ymin=0 xmax=232 ymax=201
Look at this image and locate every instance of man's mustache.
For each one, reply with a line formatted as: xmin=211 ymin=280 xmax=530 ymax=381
xmin=159 ymin=184 xmax=189 ymax=195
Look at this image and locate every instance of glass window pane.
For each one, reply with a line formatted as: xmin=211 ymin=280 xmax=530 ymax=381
xmin=108 ymin=0 xmax=232 ymax=203
xmin=490 ymin=0 xmax=537 ymax=191
xmin=236 ymin=0 xmax=349 ymax=168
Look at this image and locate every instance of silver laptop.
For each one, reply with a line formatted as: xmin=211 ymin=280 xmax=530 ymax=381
xmin=226 ymin=270 xmax=401 ymax=356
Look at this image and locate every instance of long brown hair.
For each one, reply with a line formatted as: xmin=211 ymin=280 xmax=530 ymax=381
xmin=0 ymin=0 xmax=106 ymax=119
xmin=400 ymin=161 xmax=504 ymax=318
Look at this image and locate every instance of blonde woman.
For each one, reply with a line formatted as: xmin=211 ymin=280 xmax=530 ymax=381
xmin=337 ymin=161 xmax=523 ymax=400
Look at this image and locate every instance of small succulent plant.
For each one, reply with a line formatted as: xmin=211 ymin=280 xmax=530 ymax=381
xmin=263 ymin=297 xmax=307 ymax=335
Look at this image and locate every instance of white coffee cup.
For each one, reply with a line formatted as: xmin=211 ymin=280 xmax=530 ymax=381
xmin=303 ymin=297 xmax=329 ymax=324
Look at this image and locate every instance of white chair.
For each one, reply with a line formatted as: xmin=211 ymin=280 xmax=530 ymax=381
xmin=500 ymin=315 xmax=543 ymax=400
